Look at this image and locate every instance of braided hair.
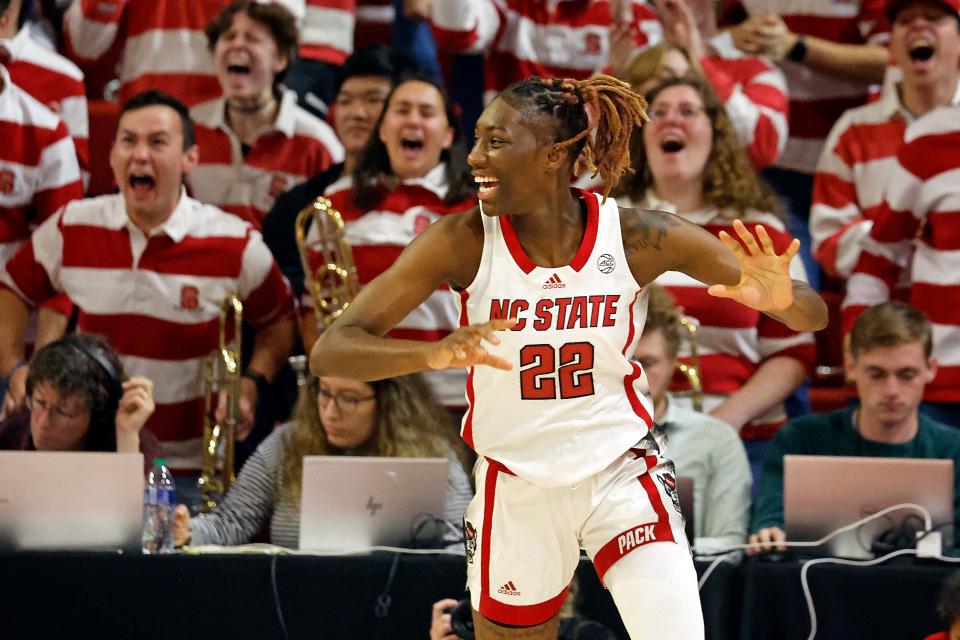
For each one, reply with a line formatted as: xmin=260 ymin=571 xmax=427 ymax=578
xmin=500 ymin=75 xmax=649 ymax=198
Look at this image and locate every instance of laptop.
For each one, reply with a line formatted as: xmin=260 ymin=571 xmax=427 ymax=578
xmin=0 ymin=451 xmax=143 ymax=552
xmin=298 ymin=456 xmax=449 ymax=551
xmin=784 ymin=455 xmax=954 ymax=559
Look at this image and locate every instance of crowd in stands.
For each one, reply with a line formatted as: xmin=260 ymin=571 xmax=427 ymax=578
xmin=0 ymin=0 xmax=958 ymax=588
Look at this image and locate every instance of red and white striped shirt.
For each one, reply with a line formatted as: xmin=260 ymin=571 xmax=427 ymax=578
xmin=727 ymin=0 xmax=890 ymax=174
xmin=304 ymin=164 xmax=475 ymax=407
xmin=63 ymin=0 xmax=305 ymax=108
xmin=0 ymin=65 xmax=83 ymax=270
xmin=842 ymin=106 xmax=960 ymax=401
xmin=811 ymin=81 xmax=960 ymax=280
xmin=702 ymin=31 xmax=788 ymax=171
xmin=0 ymin=192 xmax=296 ymax=468
xmin=430 ymin=0 xmax=662 ymax=103
xmin=301 ymin=0 xmax=355 ymax=65
xmin=187 ymin=90 xmax=344 ymax=229
xmin=2 ymin=27 xmax=89 ymax=185
xmin=629 ymin=193 xmax=815 ymax=440
xmin=354 ymin=0 xmax=394 ymax=47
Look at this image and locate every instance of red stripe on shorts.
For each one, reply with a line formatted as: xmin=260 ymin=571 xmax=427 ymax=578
xmin=592 ymin=472 xmax=676 ymax=585
xmin=478 ymin=458 xmax=569 ymax=626
xmin=628 ymin=448 xmax=660 ymax=474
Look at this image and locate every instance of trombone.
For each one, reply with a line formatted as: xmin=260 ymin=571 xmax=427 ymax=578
xmin=295 ymin=197 xmax=360 ymax=330
xmin=675 ymin=315 xmax=704 ymax=412
xmin=197 ymin=295 xmax=243 ymax=514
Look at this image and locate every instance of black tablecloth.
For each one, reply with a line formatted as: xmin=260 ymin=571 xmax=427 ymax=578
xmin=0 ymin=551 xmax=954 ymax=639
xmin=0 ymin=552 xmax=730 ymax=640
xmin=740 ymin=556 xmax=953 ymax=640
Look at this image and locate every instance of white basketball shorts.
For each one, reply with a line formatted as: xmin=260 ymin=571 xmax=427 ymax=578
xmin=462 ymin=440 xmax=692 ymax=627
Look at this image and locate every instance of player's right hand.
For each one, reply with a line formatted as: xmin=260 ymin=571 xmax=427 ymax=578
xmin=426 ymin=319 xmax=516 ymax=371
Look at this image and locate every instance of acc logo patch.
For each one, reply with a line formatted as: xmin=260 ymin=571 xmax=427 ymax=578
xmin=658 ymin=472 xmax=683 ymax=515
xmin=597 ymin=253 xmax=615 ymax=274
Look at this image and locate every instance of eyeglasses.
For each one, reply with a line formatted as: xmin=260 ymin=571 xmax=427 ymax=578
xmin=648 ymin=104 xmax=707 ymax=121
xmin=26 ymin=394 xmax=86 ymax=422
xmin=317 ymin=387 xmax=375 ymax=415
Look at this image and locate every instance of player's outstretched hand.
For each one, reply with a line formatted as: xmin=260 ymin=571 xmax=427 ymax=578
xmin=707 ymin=219 xmax=799 ymax=312
xmin=426 ymin=319 xmax=516 ymax=371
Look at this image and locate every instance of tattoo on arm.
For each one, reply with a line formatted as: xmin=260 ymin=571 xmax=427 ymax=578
xmin=623 ymin=210 xmax=681 ymax=256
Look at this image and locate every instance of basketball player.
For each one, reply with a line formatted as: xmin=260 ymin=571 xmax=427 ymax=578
xmin=311 ymin=75 xmax=827 ymax=639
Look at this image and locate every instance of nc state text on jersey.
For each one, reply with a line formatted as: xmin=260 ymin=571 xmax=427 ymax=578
xmin=489 ymin=295 xmax=620 ymax=331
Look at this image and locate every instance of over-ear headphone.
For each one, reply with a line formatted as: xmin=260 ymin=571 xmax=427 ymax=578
xmin=70 ymin=340 xmax=124 ymax=432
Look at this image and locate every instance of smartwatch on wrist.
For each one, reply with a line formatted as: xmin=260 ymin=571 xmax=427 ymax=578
xmin=243 ymin=370 xmax=270 ymax=396
xmin=787 ymin=36 xmax=807 ymax=62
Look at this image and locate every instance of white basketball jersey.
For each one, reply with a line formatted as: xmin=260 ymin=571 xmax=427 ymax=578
xmin=453 ymin=190 xmax=654 ymax=487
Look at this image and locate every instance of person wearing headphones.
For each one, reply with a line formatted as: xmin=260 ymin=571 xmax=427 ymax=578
xmin=748 ymin=302 xmax=960 ymax=554
xmin=0 ymin=334 xmax=160 ymax=472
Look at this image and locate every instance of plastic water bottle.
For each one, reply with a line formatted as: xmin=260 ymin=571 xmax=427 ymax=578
xmin=142 ymin=458 xmax=176 ymax=554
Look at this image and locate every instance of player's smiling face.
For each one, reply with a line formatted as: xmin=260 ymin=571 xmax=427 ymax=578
xmin=468 ymin=97 xmax=556 ymax=217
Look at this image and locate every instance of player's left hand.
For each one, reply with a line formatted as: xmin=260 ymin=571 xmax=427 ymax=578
xmin=707 ymin=219 xmax=798 ymax=312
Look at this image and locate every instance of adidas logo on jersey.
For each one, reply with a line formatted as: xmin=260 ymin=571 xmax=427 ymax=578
xmin=543 ymin=274 xmax=565 ymax=289
xmin=497 ymin=581 xmax=521 ymax=596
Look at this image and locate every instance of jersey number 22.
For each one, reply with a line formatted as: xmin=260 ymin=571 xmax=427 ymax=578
xmin=519 ymin=342 xmax=595 ymax=400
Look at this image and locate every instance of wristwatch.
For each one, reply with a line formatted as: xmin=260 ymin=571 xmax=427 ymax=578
xmin=787 ymin=36 xmax=808 ymax=63
xmin=243 ymin=370 xmax=270 ymax=396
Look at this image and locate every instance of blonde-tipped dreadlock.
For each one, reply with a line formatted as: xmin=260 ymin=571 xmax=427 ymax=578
xmin=502 ymin=75 xmax=649 ymax=199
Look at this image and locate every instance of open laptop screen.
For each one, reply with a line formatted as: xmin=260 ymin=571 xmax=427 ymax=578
xmin=298 ymin=456 xmax=449 ymax=552
xmin=0 ymin=451 xmax=143 ymax=552
xmin=784 ymin=454 xmax=953 ymax=559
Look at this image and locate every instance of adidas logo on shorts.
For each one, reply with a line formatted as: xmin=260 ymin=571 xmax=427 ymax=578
xmin=497 ymin=580 xmax=521 ymax=596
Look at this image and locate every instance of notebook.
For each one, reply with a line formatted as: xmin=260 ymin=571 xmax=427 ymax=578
xmin=298 ymin=456 xmax=449 ymax=551
xmin=0 ymin=450 xmax=143 ymax=552
xmin=784 ymin=454 xmax=954 ymax=559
